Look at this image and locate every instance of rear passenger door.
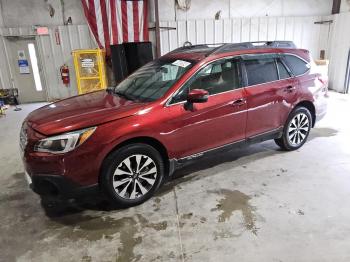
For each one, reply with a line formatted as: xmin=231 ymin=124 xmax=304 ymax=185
xmin=243 ymin=54 xmax=299 ymax=138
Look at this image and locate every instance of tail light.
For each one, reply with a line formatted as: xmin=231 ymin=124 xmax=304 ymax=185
xmin=318 ymin=76 xmax=329 ymax=96
xmin=318 ymin=77 xmax=325 ymax=85
xmin=318 ymin=76 xmax=327 ymax=85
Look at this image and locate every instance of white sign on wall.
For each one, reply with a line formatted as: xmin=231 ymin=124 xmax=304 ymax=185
xmin=17 ymin=50 xmax=30 ymax=74
xmin=81 ymin=58 xmax=95 ymax=68
xmin=18 ymin=60 xmax=30 ymax=74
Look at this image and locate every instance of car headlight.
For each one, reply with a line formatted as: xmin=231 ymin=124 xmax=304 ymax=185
xmin=34 ymin=127 xmax=96 ymax=154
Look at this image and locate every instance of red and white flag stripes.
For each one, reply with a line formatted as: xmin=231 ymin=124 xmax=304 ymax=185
xmin=81 ymin=0 xmax=149 ymax=55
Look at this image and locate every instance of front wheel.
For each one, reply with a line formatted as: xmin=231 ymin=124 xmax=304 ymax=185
xmin=100 ymin=143 xmax=164 ymax=208
xmin=275 ymin=107 xmax=312 ymax=151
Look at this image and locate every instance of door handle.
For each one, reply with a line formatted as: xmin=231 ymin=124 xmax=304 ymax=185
xmin=232 ymin=98 xmax=246 ymax=106
xmin=284 ymin=86 xmax=296 ymax=93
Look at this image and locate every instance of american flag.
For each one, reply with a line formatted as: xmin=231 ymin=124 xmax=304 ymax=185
xmin=81 ymin=0 xmax=149 ymax=55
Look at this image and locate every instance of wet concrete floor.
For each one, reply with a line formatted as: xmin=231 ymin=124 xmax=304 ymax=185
xmin=1 ymin=92 xmax=350 ymax=261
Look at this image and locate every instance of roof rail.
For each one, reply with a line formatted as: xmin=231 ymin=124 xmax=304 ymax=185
xmin=168 ymin=43 xmax=225 ymax=55
xmin=166 ymin=41 xmax=297 ymax=57
xmin=207 ymin=41 xmax=297 ymax=56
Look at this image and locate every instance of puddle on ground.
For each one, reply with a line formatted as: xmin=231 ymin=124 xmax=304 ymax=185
xmin=179 ymin=212 xmax=197 ymax=228
xmin=2 ymin=179 xmax=167 ymax=261
xmin=209 ymin=189 xmax=258 ymax=235
xmin=2 ymin=172 xmax=170 ymax=261
xmin=181 ymin=213 xmax=193 ymax=220
xmin=115 ymin=217 xmax=142 ymax=262
xmin=200 ymin=217 xmax=207 ymax=223
xmin=56 ymin=213 xmax=168 ymax=261
xmin=152 ymin=197 xmax=161 ymax=211
xmin=136 ymin=214 xmax=168 ymax=231
xmin=57 ymin=215 xmax=133 ymax=241
xmin=213 ymin=229 xmax=239 ymax=240
xmin=56 ymin=213 xmax=169 ymax=261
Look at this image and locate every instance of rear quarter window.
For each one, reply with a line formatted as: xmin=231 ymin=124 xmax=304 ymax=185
xmin=283 ymin=55 xmax=311 ymax=76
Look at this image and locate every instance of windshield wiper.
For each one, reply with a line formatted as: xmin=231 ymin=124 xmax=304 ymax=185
xmin=114 ymin=91 xmax=135 ymax=101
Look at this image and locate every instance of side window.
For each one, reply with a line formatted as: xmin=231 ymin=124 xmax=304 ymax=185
xmin=277 ymin=59 xmax=291 ymax=80
xmin=244 ymin=58 xmax=278 ymax=86
xmin=283 ymin=55 xmax=310 ymax=76
xmin=171 ymin=59 xmax=241 ymax=103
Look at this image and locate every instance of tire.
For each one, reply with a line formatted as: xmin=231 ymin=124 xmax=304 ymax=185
xmin=274 ymin=107 xmax=312 ymax=151
xmin=100 ymin=143 xmax=165 ymax=208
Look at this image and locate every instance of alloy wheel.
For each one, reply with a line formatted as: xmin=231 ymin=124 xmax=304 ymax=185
xmin=112 ymin=154 xmax=158 ymax=200
xmin=287 ymin=113 xmax=310 ymax=146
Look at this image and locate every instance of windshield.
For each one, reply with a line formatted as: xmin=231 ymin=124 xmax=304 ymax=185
xmin=113 ymin=59 xmax=194 ymax=102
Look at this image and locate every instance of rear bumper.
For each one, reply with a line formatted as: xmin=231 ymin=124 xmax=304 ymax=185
xmin=315 ymin=110 xmax=327 ymax=123
xmin=314 ymin=92 xmax=328 ymax=125
xmin=29 ymin=174 xmax=99 ymax=199
xmin=315 ymin=99 xmax=328 ymax=124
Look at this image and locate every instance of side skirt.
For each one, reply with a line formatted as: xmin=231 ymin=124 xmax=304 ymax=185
xmin=168 ymin=127 xmax=283 ymax=176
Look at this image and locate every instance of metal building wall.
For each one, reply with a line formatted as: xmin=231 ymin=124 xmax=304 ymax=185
xmin=0 ymin=25 xmax=96 ymax=101
xmin=36 ymin=25 xmax=96 ymax=100
xmin=150 ymin=0 xmax=334 ymax=22
xmin=0 ymin=15 xmax=345 ymax=98
xmin=159 ymin=16 xmax=332 ymax=60
xmin=328 ymin=13 xmax=350 ymax=93
xmin=0 ymin=33 xmax=12 ymax=91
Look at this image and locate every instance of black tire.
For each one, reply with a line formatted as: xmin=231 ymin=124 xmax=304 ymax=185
xmin=275 ymin=107 xmax=312 ymax=151
xmin=100 ymin=143 xmax=165 ymax=208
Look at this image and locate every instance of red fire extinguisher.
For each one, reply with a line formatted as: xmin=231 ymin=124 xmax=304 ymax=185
xmin=60 ymin=64 xmax=70 ymax=86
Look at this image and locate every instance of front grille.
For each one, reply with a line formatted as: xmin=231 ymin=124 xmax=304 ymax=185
xmin=20 ymin=123 xmax=28 ymax=151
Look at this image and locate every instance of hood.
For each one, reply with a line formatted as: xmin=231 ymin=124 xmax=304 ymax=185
xmin=26 ymin=91 xmax=146 ymax=136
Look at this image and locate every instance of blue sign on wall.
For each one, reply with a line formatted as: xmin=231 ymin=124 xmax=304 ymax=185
xmin=18 ymin=59 xmax=30 ymax=74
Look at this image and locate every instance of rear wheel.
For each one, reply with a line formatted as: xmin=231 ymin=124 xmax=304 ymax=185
xmin=275 ymin=107 xmax=312 ymax=151
xmin=101 ymin=143 xmax=164 ymax=208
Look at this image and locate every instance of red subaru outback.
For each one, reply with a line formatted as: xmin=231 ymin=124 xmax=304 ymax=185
xmin=21 ymin=41 xmax=328 ymax=207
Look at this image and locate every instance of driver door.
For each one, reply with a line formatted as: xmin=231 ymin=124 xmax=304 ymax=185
xmin=164 ymin=57 xmax=247 ymax=158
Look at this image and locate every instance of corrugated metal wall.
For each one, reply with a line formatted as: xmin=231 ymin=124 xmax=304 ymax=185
xmin=0 ymin=15 xmax=345 ymax=99
xmin=0 ymin=25 xmax=96 ymax=101
xmin=0 ymin=30 xmax=13 ymax=92
xmin=36 ymin=25 xmax=96 ymax=100
xmin=328 ymin=13 xmax=350 ymax=93
xmin=159 ymin=16 xmax=333 ymax=60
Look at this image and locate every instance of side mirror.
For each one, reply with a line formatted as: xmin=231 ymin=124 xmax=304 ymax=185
xmin=187 ymin=89 xmax=209 ymax=103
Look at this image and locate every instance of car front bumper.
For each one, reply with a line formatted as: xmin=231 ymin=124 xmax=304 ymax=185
xmin=25 ymin=172 xmax=98 ymax=198
xmin=20 ymin=123 xmax=102 ymax=199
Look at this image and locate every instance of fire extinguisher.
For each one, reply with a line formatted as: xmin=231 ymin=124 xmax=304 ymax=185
xmin=60 ymin=64 xmax=70 ymax=86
